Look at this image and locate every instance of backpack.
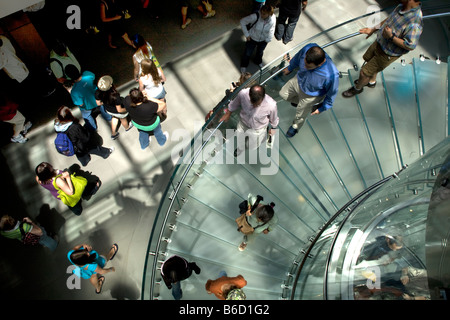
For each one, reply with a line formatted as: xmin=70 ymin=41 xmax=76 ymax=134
xmin=246 ymin=12 xmax=260 ymax=31
xmin=55 ymin=132 xmax=75 ymax=156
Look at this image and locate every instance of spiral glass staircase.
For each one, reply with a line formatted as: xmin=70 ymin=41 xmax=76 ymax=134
xmin=142 ymin=3 xmax=450 ymax=300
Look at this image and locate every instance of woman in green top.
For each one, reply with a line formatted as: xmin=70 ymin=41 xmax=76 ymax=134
xmin=238 ymin=193 xmax=277 ymax=251
xmin=0 ymin=215 xmax=58 ymax=251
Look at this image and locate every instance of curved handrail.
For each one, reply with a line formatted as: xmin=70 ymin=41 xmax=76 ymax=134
xmin=141 ymin=4 xmax=450 ymax=300
xmin=289 ymin=171 xmax=398 ymax=300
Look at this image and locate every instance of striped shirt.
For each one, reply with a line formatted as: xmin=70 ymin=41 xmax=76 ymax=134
xmin=377 ymin=4 xmax=423 ymax=56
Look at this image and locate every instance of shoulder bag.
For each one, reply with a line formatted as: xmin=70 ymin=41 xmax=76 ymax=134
xmin=53 ymin=172 xmax=88 ymax=207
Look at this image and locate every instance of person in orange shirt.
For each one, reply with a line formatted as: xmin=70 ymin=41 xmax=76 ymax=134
xmin=205 ymin=271 xmax=247 ymax=300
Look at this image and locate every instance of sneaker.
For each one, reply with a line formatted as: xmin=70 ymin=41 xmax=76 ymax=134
xmin=181 ymin=18 xmax=191 ymax=29
xmin=22 ymin=121 xmax=32 ymax=135
xmin=240 ymin=67 xmax=246 ymax=74
xmin=286 ymin=126 xmax=298 ymax=138
xmin=342 ymin=86 xmax=363 ymax=98
xmin=126 ymin=122 xmax=134 ymax=131
xmin=162 ymin=131 xmax=169 ymax=145
xmin=238 ymin=242 xmax=247 ymax=251
xmin=354 ymin=79 xmax=376 ymax=88
xmin=11 ymin=134 xmax=28 ymax=143
xmin=111 ymin=132 xmax=120 ymax=140
xmin=203 ymin=10 xmax=216 ymax=18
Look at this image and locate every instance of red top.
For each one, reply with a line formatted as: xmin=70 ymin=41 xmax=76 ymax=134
xmin=205 ymin=275 xmax=247 ymax=300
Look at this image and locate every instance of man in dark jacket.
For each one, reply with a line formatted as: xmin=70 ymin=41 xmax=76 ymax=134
xmin=161 ymin=255 xmax=201 ymax=300
xmin=275 ymin=0 xmax=308 ymax=45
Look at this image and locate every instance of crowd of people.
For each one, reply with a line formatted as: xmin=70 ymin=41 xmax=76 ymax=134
xmin=0 ymin=0 xmax=427 ymax=299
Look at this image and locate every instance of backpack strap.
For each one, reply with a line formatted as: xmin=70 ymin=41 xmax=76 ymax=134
xmin=49 ymin=58 xmax=67 ymax=78
xmin=248 ymin=12 xmax=260 ymax=30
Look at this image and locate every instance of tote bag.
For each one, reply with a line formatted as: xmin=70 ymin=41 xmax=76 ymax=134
xmin=53 ymin=173 xmax=88 ymax=207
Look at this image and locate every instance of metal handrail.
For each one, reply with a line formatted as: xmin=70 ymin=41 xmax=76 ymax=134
xmin=142 ymin=4 xmax=450 ymax=300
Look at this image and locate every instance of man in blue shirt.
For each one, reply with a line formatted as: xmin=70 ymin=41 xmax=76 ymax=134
xmin=279 ymin=43 xmax=339 ymax=137
xmin=66 ymin=66 xmax=112 ymax=131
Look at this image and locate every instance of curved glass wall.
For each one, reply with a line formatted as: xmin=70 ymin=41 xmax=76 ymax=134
xmin=141 ymin=2 xmax=450 ymax=300
xmin=321 ymin=137 xmax=450 ymax=300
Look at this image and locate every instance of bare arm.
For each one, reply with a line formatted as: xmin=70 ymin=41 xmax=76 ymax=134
xmin=55 ymin=171 xmax=74 ymax=195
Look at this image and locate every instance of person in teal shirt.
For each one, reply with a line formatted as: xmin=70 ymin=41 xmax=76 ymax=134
xmin=68 ymin=243 xmax=118 ymax=294
xmin=66 ymin=67 xmax=112 ymax=131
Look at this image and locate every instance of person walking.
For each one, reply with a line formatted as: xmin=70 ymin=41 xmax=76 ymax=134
xmin=0 ymin=215 xmax=58 ymax=251
xmin=161 ymin=255 xmax=201 ymax=300
xmin=220 ymin=84 xmax=278 ymax=157
xmin=65 ymin=66 xmax=113 ymax=132
xmin=205 ymin=271 xmax=247 ymax=300
xmin=132 ymin=34 xmax=165 ymax=83
xmin=279 ymin=43 xmax=339 ymax=138
xmin=123 ymin=88 xmax=168 ymax=150
xmin=0 ymin=94 xmax=32 ymax=144
xmin=54 ymin=106 xmax=114 ymax=166
xmin=275 ymin=0 xmax=308 ymax=45
xmin=239 ymin=4 xmax=276 ymax=73
xmin=68 ymin=243 xmax=118 ymax=294
xmin=96 ymin=75 xmax=133 ymax=140
xmin=236 ymin=193 xmax=277 ymax=251
xmin=35 ymin=161 xmax=95 ymax=215
xmin=342 ymin=0 xmax=423 ymax=98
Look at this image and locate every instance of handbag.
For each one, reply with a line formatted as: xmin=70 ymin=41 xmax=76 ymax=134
xmin=53 ymin=172 xmax=88 ymax=207
xmin=235 ymin=214 xmax=255 ymax=235
xmin=19 ymin=222 xmax=40 ymax=246
xmin=235 ymin=195 xmax=264 ymax=235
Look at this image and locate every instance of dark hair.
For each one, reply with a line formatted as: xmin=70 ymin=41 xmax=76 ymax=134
xmin=97 ymin=86 xmax=119 ymax=106
xmin=249 ymin=84 xmax=265 ymax=105
xmin=65 ymin=64 xmax=81 ymax=80
xmin=35 ymin=162 xmax=57 ymax=182
xmin=129 ymin=88 xmax=147 ymax=107
xmin=305 ymin=46 xmax=326 ymax=66
xmin=260 ymin=4 xmax=274 ymax=15
xmin=56 ymin=106 xmax=79 ymax=124
xmin=52 ymin=40 xmax=67 ymax=56
xmin=70 ymin=248 xmax=97 ymax=266
xmin=255 ymin=202 xmax=275 ymax=223
xmin=133 ymin=34 xmax=151 ymax=58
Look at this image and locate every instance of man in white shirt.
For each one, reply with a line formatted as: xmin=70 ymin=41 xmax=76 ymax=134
xmin=221 ymin=84 xmax=279 ymax=156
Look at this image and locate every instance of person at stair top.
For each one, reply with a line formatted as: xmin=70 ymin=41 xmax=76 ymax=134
xmin=279 ymin=43 xmax=339 ymax=138
xmin=342 ymin=0 xmax=423 ymax=98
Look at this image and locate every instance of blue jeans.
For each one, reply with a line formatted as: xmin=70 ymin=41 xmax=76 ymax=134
xmin=138 ymin=123 xmax=167 ymax=149
xmin=172 ymin=281 xmax=182 ymax=300
xmin=39 ymin=227 xmax=58 ymax=251
xmin=275 ymin=14 xmax=300 ymax=44
xmin=80 ymin=105 xmax=112 ymax=131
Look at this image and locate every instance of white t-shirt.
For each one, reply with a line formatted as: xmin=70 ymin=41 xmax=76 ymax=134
xmin=0 ymin=36 xmax=29 ymax=83
xmin=140 ymin=69 xmax=165 ymax=98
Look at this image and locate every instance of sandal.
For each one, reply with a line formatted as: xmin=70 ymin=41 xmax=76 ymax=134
xmin=96 ymin=276 xmax=105 ymax=294
xmin=109 ymin=243 xmax=118 ymax=260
